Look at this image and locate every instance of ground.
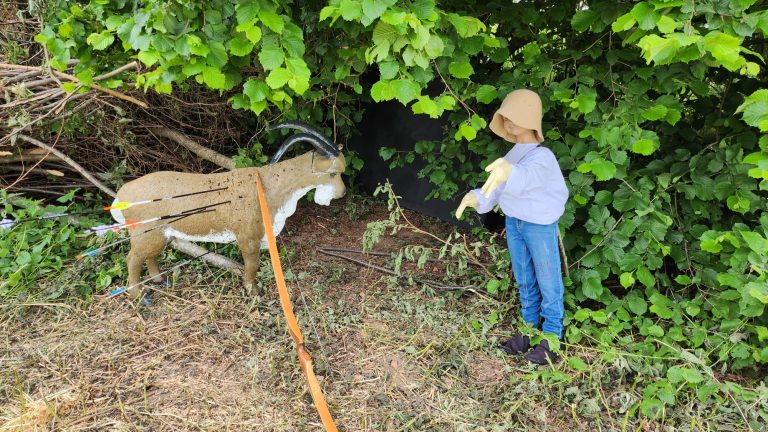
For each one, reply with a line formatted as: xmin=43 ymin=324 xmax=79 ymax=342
xmin=0 ymin=198 xmax=758 ymax=431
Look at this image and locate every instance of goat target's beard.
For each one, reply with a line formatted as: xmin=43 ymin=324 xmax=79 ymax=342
xmin=313 ymin=184 xmax=337 ymax=205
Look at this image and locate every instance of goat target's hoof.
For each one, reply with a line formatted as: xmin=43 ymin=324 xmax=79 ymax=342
xmin=151 ymin=275 xmax=172 ymax=289
xmin=139 ymin=292 xmax=153 ymax=306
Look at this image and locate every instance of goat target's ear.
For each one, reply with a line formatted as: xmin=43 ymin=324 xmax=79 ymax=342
xmin=311 ymin=152 xmax=344 ymax=173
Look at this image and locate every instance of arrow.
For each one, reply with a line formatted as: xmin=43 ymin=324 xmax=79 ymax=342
xmin=108 ymin=241 xmax=234 ymax=298
xmin=1 ymin=186 xmax=229 ymax=227
xmin=77 ymin=208 xmax=215 ymax=260
xmin=93 ymin=200 xmax=230 ymax=234
xmin=103 ymin=186 xmax=228 ymax=211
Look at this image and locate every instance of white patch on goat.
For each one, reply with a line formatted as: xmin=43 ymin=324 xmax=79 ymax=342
xmin=260 ymin=186 xmax=315 ymax=248
xmin=163 ymin=227 xmax=237 ymax=244
xmin=110 ymin=197 xmax=125 ymax=224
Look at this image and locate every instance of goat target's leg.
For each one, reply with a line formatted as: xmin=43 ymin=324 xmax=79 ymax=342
xmin=126 ymin=248 xmax=146 ymax=300
xmin=125 ymin=232 xmax=166 ymax=300
xmin=146 ymin=256 xmax=170 ymax=287
xmin=237 ymin=235 xmax=262 ymax=291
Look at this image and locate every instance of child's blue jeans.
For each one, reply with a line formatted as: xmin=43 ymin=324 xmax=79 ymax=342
xmin=505 ymin=216 xmax=565 ymax=339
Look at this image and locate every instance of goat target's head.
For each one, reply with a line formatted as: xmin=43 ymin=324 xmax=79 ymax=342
xmin=268 ymin=121 xmax=346 ymax=204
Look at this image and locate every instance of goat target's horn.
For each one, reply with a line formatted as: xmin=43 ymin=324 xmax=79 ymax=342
xmin=270 ymin=133 xmax=335 ymax=164
xmin=268 ymin=121 xmax=338 ymax=157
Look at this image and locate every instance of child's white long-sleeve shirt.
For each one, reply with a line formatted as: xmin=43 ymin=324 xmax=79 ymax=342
xmin=472 ymin=143 xmax=569 ymax=225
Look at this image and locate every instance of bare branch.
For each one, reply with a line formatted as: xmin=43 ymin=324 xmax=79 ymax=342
xmin=15 ymin=134 xmax=116 ymax=197
xmin=147 ymin=126 xmax=235 ymax=170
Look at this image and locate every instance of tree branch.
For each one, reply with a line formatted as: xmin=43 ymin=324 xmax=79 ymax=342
xmin=15 ymin=134 xmax=116 ymax=197
xmin=168 ymin=238 xmax=244 ymax=275
xmin=146 ymin=126 xmax=235 ymax=170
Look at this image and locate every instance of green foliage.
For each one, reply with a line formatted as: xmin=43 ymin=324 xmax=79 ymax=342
xmin=31 ymin=0 xmax=768 ymax=416
xmin=0 ymin=191 xmax=122 ymax=299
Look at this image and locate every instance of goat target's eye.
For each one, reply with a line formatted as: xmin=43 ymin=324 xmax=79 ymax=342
xmin=330 ymin=173 xmax=337 ymax=178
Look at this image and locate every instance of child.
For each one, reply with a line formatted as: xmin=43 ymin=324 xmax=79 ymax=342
xmin=455 ymin=89 xmax=569 ymax=364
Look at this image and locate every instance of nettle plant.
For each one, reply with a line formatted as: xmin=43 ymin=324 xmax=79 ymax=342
xmin=29 ymin=0 xmax=768 ymax=382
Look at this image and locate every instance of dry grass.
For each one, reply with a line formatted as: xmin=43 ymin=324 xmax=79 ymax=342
xmin=1 ymin=202 xmax=764 ymax=431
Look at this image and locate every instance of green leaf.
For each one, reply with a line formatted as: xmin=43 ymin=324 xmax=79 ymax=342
xmin=236 ymin=2 xmax=260 ymax=24
xmin=86 ymin=31 xmax=115 ymax=50
xmin=573 ymin=87 xmax=597 ymax=114
xmin=667 ymin=366 xmax=704 ymax=384
xmin=378 ymin=61 xmax=399 ymax=80
xmin=637 ymin=34 xmax=679 ymax=65
xmin=371 ymin=80 xmax=394 ymax=102
xmin=243 ymin=79 xmax=269 ymax=102
xmin=412 ymin=0 xmax=436 ymax=20
xmin=702 ymin=31 xmax=744 ymax=71
xmin=631 ymin=2 xmax=658 ymax=30
xmin=457 ymin=122 xmax=477 ymax=141
xmin=229 ymin=36 xmax=255 ymax=56
xmin=631 ymin=139 xmax=657 ymax=155
xmin=202 ymin=66 xmax=226 ymax=89
xmin=412 ymin=96 xmax=439 ymax=118
xmin=447 ymin=13 xmax=486 ymax=38
xmin=642 ymin=104 xmax=668 ymax=121
xmin=612 ymin=12 xmax=636 ymax=32
xmin=362 ymin=0 xmax=388 ymax=24
xmin=582 ymin=277 xmax=604 ymax=299
xmin=476 ymin=85 xmax=497 ymax=104
xmin=259 ymin=10 xmax=284 ymax=33
xmin=736 ymin=89 xmax=768 ymax=132
xmin=379 ymin=146 xmax=396 ymax=161
xmin=636 ymin=266 xmax=655 ymax=288
xmin=319 ymin=6 xmax=338 ymax=21
xmin=571 ymin=10 xmax=598 ymax=32
xmin=627 ymin=296 xmax=648 ymax=315
xmin=340 ymin=0 xmax=363 ymax=22
xmin=656 ymin=15 xmax=679 ymax=33
xmin=567 ymin=357 xmax=589 ymax=371
xmin=391 ymin=79 xmax=420 ymax=104
xmin=741 ymin=231 xmax=768 ymax=254
xmin=448 ymin=61 xmax=474 ymax=79
xmin=424 ymin=35 xmax=445 ymax=58
xmin=60 ymin=82 xmax=78 ymax=93
xmin=590 ymin=158 xmax=617 ymax=181
xmin=372 ymin=21 xmax=398 ymax=45
xmin=265 ymin=67 xmax=291 ymax=89
xmin=620 ymin=272 xmax=635 ymax=288
xmin=258 ymin=45 xmax=284 ymax=70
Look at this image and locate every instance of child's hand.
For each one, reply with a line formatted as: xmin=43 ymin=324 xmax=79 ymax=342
xmin=481 ymin=158 xmax=513 ymax=197
xmin=455 ymin=192 xmax=479 ymax=219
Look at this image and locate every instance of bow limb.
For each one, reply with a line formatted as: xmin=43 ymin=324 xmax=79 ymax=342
xmin=254 ymin=171 xmax=339 ymax=432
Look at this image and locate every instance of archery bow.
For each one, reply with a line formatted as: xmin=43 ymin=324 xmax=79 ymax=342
xmin=254 ymin=171 xmax=339 ymax=432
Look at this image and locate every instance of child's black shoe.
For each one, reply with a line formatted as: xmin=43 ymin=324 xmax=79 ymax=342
xmin=524 ymin=340 xmax=558 ymax=365
xmin=500 ymin=333 xmax=531 ymax=355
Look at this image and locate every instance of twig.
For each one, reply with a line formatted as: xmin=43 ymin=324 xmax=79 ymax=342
xmin=317 ymin=245 xmax=492 ymax=267
xmin=317 ymin=248 xmax=478 ymax=292
xmin=0 ymin=63 xmax=147 ymax=107
xmin=15 ymin=134 xmax=116 ymax=197
xmin=558 ymin=231 xmax=569 ymax=278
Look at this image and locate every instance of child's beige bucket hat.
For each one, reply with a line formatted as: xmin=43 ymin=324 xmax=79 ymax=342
xmin=489 ymin=89 xmax=544 ymax=143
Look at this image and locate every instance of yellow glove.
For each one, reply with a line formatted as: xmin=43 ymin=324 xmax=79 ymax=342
xmin=480 ymin=158 xmax=513 ymax=198
xmin=455 ymin=192 xmax=479 ymax=219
